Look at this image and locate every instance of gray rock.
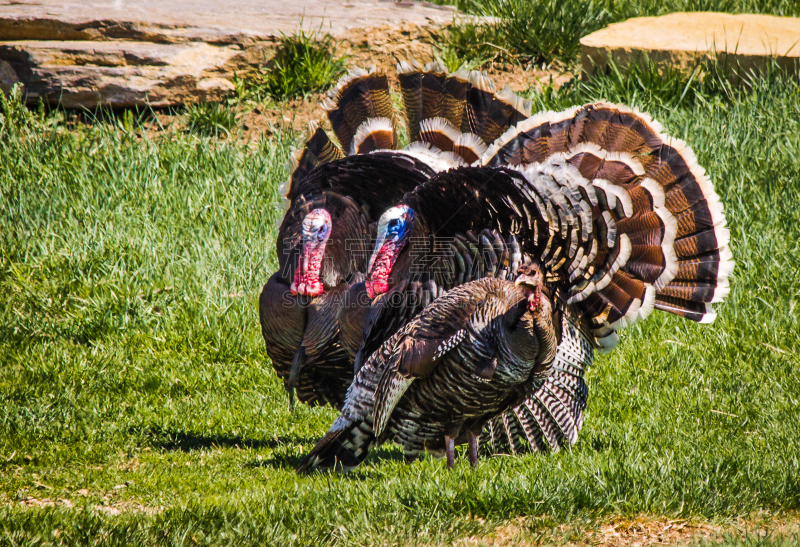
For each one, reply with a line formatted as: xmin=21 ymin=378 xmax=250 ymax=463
xmin=1 ymin=41 xmax=241 ymax=108
xmin=0 ymin=0 xmax=456 ymax=44
xmin=0 ymin=59 xmax=19 ymax=96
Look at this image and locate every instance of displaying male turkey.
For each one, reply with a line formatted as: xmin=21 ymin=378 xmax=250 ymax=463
xmin=338 ymin=61 xmax=532 ymax=367
xmin=302 ymin=101 xmax=733 ymax=469
xmin=260 ymin=68 xmax=435 ymax=407
xmin=260 ymin=63 xmax=535 ymax=408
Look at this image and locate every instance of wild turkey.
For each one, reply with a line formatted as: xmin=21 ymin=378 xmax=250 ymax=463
xmin=260 ymin=68 xmax=435 ymax=407
xmin=297 ymin=270 xmax=560 ymax=472
xmin=322 ymin=101 xmax=733 ymax=466
xmin=483 ymin=103 xmax=733 ymax=455
xmin=260 ymin=64 xmax=533 ymax=408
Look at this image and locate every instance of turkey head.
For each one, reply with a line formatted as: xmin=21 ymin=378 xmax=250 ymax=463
xmin=514 ymin=262 xmax=544 ymax=314
xmin=365 ymin=205 xmax=415 ymax=297
xmin=291 ymin=209 xmax=332 ymax=297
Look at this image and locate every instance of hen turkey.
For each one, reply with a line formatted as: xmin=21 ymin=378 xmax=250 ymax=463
xmin=297 ymin=270 xmax=559 ymax=472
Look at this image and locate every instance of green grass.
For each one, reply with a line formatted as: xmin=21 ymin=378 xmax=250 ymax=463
xmin=236 ymin=28 xmax=348 ymax=103
xmin=435 ymin=0 xmax=800 ymax=68
xmin=2 ymin=48 xmax=800 ymax=546
xmin=184 ymin=103 xmax=239 ymax=137
xmin=530 ymin=53 xmax=800 ymax=113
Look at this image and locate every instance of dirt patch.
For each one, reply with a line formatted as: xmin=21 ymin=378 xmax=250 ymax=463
xmin=453 ymin=514 xmax=800 ymax=547
xmin=454 ymin=517 xmax=718 ymax=547
xmin=583 ymin=517 xmax=719 ymax=546
xmin=241 ymin=97 xmax=329 ymax=141
xmin=16 ymin=494 xmax=164 ymax=516
xmin=230 ymin=22 xmax=571 ymax=142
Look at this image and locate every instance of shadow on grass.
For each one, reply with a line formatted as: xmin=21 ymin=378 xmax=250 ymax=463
xmin=130 ymin=425 xmax=317 ymax=453
xmin=244 ymin=442 xmax=414 ymax=472
xmin=131 ymin=426 xmax=425 ymax=472
xmin=246 ymin=450 xmax=305 ymax=470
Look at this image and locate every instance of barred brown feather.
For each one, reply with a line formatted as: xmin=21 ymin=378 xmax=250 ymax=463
xmin=324 ymin=68 xmax=395 ymax=154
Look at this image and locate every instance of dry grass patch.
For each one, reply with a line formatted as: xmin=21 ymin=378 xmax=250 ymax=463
xmin=452 ymin=514 xmax=800 ymax=547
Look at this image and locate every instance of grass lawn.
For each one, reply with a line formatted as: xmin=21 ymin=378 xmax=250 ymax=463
xmin=2 ymin=3 xmax=800 ymax=545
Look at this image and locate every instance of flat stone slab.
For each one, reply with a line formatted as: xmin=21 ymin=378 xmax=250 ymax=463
xmin=0 ymin=0 xmax=458 ymax=107
xmin=581 ymin=12 xmax=800 ymax=78
xmin=0 ymin=0 xmax=457 ymax=44
xmin=0 ymin=40 xmax=241 ymax=108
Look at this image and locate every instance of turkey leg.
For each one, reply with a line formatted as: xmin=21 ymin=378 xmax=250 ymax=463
xmin=467 ymin=431 xmax=479 ymax=466
xmin=445 ymin=436 xmax=456 ymax=469
xmin=286 ymin=345 xmax=306 ymax=407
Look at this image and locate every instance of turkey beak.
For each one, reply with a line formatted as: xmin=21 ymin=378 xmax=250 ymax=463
xmin=514 ymin=274 xmax=539 ymax=287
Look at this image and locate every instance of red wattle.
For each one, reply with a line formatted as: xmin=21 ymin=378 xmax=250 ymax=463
xmin=303 ymin=279 xmax=324 ymax=297
xmin=293 ymin=242 xmax=326 ymax=297
xmin=366 ymin=243 xmax=395 ymax=296
xmin=365 ymin=279 xmax=389 ymax=299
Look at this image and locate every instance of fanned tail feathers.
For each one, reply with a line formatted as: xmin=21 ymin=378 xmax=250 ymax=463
xmin=323 ymin=67 xmax=396 ymax=155
xmin=465 ymin=71 xmax=532 ymax=145
xmin=351 ymin=117 xmax=396 ymax=155
xmin=285 ymin=62 xmax=533 ymax=204
xmin=396 ymin=60 xmax=470 ymax=143
xmin=481 ymin=102 xmax=732 ymax=346
xmin=281 ymin=122 xmax=345 ymax=208
xmin=282 ymin=67 xmax=398 ymax=207
xmin=397 ymin=60 xmax=530 ymax=166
